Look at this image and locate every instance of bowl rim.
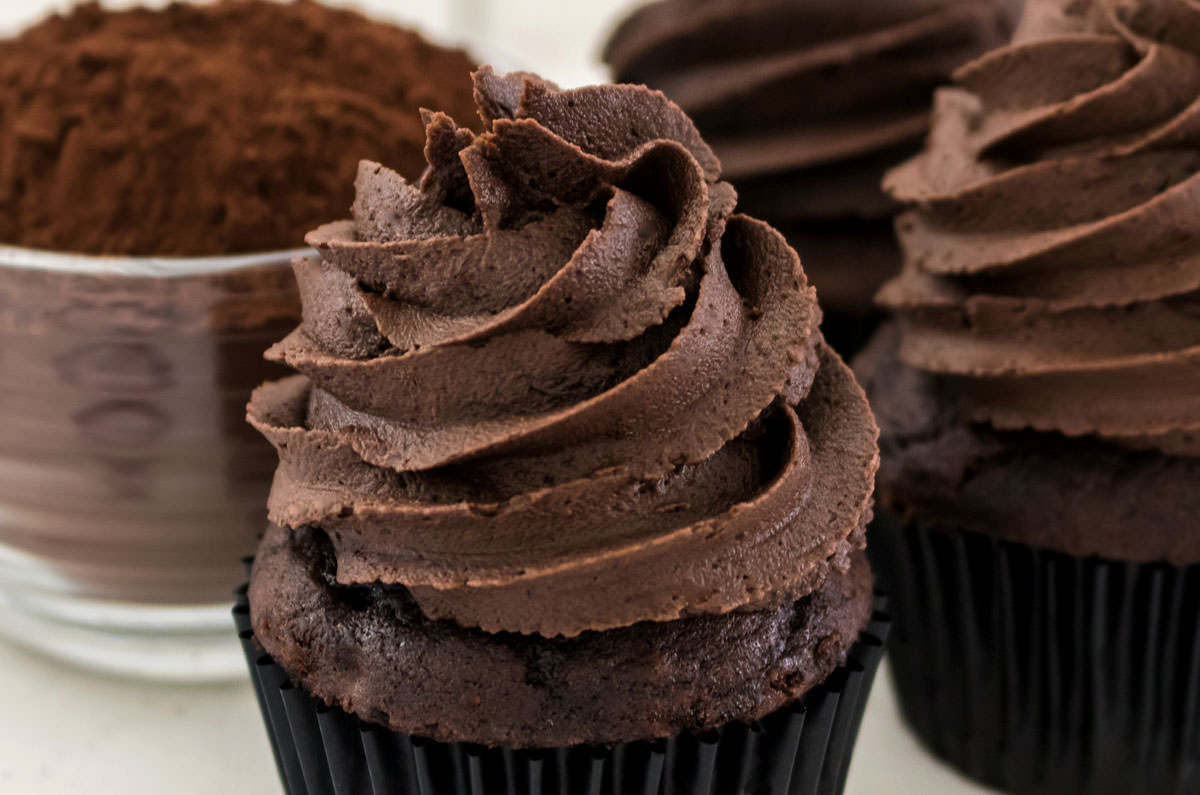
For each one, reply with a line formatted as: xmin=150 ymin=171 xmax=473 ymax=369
xmin=0 ymin=243 xmax=316 ymax=277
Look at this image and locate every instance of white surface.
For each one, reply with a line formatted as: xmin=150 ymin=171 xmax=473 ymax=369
xmin=0 ymin=635 xmax=994 ymax=794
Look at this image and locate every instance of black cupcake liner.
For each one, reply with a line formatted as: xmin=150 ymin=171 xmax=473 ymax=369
xmin=233 ymin=581 xmax=889 ymax=795
xmin=870 ymin=512 xmax=1200 ymax=795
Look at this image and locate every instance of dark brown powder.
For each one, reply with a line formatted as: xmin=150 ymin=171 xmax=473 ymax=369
xmin=0 ymin=1 xmax=478 ymax=612
xmin=0 ymin=0 xmax=479 ymax=255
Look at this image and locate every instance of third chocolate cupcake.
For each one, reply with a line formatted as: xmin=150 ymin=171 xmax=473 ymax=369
xmin=859 ymin=0 xmax=1200 ymax=792
xmin=604 ymin=0 xmax=1022 ymax=355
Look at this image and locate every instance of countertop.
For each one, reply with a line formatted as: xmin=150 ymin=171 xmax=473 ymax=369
xmin=0 ymin=636 xmax=995 ymax=794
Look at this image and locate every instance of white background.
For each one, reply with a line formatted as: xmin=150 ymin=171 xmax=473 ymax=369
xmin=0 ymin=1 xmax=993 ymax=793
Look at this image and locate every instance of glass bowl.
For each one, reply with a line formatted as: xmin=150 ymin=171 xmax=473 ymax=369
xmin=0 ymin=244 xmax=309 ymax=681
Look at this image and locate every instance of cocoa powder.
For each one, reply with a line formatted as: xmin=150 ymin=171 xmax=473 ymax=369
xmin=0 ymin=0 xmax=478 ymax=255
xmin=0 ymin=2 xmax=478 ymax=618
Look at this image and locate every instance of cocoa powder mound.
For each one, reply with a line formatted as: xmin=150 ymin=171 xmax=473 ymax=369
xmin=0 ymin=0 xmax=478 ymax=255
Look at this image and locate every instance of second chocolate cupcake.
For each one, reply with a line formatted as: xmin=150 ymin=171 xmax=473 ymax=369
xmin=240 ymin=67 xmax=886 ymax=794
xmin=860 ymin=0 xmax=1200 ymax=791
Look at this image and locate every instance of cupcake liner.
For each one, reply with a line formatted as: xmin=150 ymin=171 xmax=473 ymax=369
xmin=870 ymin=512 xmax=1200 ymax=795
xmin=233 ymin=582 xmax=889 ymax=795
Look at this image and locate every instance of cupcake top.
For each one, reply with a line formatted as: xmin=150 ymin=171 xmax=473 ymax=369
xmin=248 ymin=68 xmax=878 ymax=640
xmin=605 ymin=0 xmax=1021 ymax=317
xmin=881 ymin=0 xmax=1200 ymax=454
xmin=863 ymin=0 xmax=1200 ymax=563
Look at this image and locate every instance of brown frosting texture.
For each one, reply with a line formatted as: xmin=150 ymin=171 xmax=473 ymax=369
xmin=605 ymin=0 xmax=1021 ymax=320
xmin=880 ymin=0 xmax=1200 ymax=454
xmin=247 ymin=68 xmax=878 ymax=639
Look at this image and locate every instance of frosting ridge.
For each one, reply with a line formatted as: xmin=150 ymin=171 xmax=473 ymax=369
xmin=248 ymin=68 xmax=879 ymax=637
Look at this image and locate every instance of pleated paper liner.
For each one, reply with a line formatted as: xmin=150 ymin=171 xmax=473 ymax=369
xmin=870 ymin=512 xmax=1200 ymax=795
xmin=233 ymin=581 xmax=889 ymax=795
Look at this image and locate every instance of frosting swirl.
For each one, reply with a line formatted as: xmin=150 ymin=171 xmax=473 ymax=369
xmin=605 ymin=0 xmax=1021 ymax=318
xmin=247 ymin=68 xmax=878 ymax=638
xmin=881 ymin=0 xmax=1200 ymax=454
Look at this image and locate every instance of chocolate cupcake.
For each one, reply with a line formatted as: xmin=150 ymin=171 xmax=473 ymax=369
xmin=604 ymin=0 xmax=1021 ymax=355
xmin=238 ymin=68 xmax=887 ymax=794
xmin=859 ymin=0 xmax=1200 ymax=791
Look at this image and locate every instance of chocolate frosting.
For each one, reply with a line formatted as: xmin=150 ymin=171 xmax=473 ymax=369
xmin=248 ymin=68 xmax=878 ymax=638
xmin=880 ymin=0 xmax=1200 ymax=451
xmin=865 ymin=0 xmax=1200 ymax=563
xmin=605 ymin=0 xmax=1021 ymax=318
